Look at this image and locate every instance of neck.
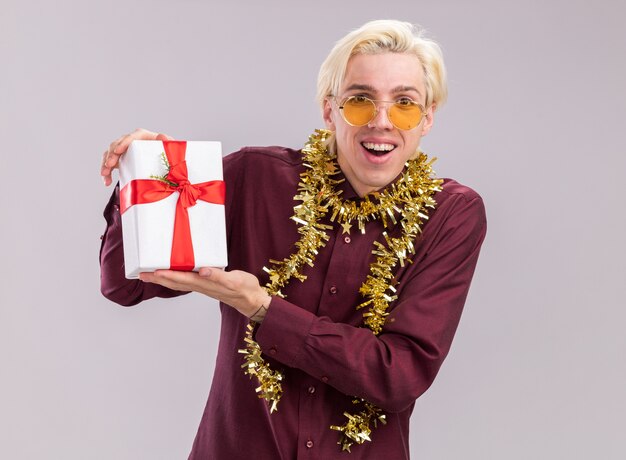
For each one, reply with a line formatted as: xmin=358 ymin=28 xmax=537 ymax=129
xmin=336 ymin=156 xmax=384 ymax=198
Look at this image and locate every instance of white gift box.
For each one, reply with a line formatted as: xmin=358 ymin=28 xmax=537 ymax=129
xmin=119 ymin=140 xmax=228 ymax=279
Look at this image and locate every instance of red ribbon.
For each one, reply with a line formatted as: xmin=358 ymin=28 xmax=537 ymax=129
xmin=120 ymin=141 xmax=225 ymax=271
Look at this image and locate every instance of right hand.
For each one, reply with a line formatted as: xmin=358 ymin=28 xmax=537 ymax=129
xmin=100 ymin=128 xmax=174 ymax=186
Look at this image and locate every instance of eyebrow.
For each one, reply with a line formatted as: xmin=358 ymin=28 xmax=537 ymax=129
xmin=392 ymin=85 xmax=422 ymax=95
xmin=344 ymin=84 xmax=423 ymax=96
xmin=344 ymin=84 xmax=377 ymax=92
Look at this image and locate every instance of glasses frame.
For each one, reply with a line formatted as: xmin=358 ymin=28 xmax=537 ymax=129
xmin=335 ymin=95 xmax=426 ymax=131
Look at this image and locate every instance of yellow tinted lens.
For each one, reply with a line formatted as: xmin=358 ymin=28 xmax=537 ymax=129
xmin=342 ymin=97 xmax=376 ymax=126
xmin=389 ymin=102 xmax=423 ymax=130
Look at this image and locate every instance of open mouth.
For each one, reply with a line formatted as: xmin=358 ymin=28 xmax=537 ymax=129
xmin=361 ymin=142 xmax=396 ymax=156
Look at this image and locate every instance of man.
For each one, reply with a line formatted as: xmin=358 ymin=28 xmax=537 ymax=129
xmin=100 ymin=20 xmax=486 ymax=459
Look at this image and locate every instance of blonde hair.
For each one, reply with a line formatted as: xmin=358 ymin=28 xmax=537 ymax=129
xmin=316 ymin=20 xmax=448 ymax=110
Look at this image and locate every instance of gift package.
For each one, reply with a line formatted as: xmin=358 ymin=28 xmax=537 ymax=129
xmin=118 ymin=140 xmax=228 ymax=279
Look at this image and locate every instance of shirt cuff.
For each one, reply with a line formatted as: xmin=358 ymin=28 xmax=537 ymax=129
xmin=255 ymin=296 xmax=316 ymax=368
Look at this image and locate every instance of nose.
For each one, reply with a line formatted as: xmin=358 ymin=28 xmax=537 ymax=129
xmin=367 ymin=103 xmax=394 ymax=130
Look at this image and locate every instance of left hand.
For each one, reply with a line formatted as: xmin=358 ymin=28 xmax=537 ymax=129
xmin=139 ymin=268 xmax=272 ymax=321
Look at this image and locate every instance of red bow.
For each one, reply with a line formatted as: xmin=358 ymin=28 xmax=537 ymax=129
xmin=120 ymin=141 xmax=225 ymax=270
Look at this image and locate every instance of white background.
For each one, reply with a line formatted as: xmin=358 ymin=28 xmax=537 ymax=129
xmin=1 ymin=0 xmax=625 ymax=458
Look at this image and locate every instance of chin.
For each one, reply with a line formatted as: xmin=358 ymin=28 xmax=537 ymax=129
xmin=362 ymin=177 xmax=394 ymax=194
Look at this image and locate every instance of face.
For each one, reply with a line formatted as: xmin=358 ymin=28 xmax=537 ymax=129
xmin=323 ymin=52 xmax=435 ymax=197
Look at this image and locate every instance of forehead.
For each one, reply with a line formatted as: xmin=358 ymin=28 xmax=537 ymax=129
xmin=340 ymin=52 xmax=425 ymax=96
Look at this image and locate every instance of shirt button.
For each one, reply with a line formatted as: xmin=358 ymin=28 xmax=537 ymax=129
xmin=113 ymin=204 xmax=119 ymax=212
xmin=269 ymin=347 xmax=277 ymax=355
xmin=344 ymin=236 xmax=351 ymax=244
xmin=329 ymin=285 xmax=338 ymax=294
xmin=321 ymin=376 xmax=329 ymax=383
xmin=306 ymin=440 xmax=314 ymax=448
xmin=308 ymin=386 xmax=316 ymax=394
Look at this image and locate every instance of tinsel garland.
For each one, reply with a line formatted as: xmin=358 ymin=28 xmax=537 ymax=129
xmin=238 ymin=129 xmax=442 ymax=452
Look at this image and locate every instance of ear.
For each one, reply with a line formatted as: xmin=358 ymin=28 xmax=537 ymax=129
xmin=323 ymin=98 xmax=336 ymax=131
xmin=420 ymin=104 xmax=436 ymax=137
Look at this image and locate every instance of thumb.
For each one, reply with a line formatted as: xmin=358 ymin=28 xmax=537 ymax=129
xmin=156 ymin=132 xmax=175 ymax=141
xmin=199 ymin=268 xmax=230 ymax=285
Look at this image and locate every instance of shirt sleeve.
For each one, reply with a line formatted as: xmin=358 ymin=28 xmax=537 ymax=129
xmin=99 ymin=184 xmax=188 ymax=306
xmin=255 ymin=193 xmax=487 ymax=413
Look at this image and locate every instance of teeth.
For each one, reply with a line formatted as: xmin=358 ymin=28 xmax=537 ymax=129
xmin=362 ymin=142 xmax=395 ymax=152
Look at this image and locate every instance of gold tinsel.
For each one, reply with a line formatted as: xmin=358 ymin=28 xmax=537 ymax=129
xmin=330 ymin=400 xmax=387 ymax=452
xmin=240 ymin=129 xmax=442 ymax=452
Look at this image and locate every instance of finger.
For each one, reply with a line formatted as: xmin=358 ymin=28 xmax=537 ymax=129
xmin=107 ymin=134 xmax=131 ymax=165
xmin=197 ymin=267 xmax=237 ymax=292
xmin=198 ymin=267 xmax=212 ymax=277
xmin=157 ymin=270 xmax=210 ymax=290
xmin=101 ymin=154 xmax=121 ymax=186
xmin=154 ymin=269 xmax=200 ymax=281
xmin=113 ymin=131 xmax=139 ymax=154
xmin=101 ymin=150 xmax=113 ymax=186
xmin=107 ymin=128 xmax=161 ymax=166
xmin=103 ymin=128 xmax=163 ymax=176
xmin=109 ymin=135 xmax=124 ymax=153
xmin=156 ymin=133 xmax=174 ymax=141
xmin=139 ymin=272 xmax=155 ymax=283
xmin=101 ymin=146 xmax=121 ymax=185
xmin=198 ymin=267 xmax=229 ymax=284
xmin=104 ymin=136 xmax=126 ymax=169
xmin=140 ymin=270 xmax=198 ymax=291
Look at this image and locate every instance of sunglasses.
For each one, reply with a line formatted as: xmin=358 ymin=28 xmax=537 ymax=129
xmin=336 ymin=95 xmax=426 ymax=131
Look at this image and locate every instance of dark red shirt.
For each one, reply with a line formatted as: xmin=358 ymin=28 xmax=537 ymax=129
xmin=100 ymin=146 xmax=486 ymax=459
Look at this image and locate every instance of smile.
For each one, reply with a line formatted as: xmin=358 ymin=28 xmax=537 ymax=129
xmin=361 ymin=142 xmax=396 ymax=156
